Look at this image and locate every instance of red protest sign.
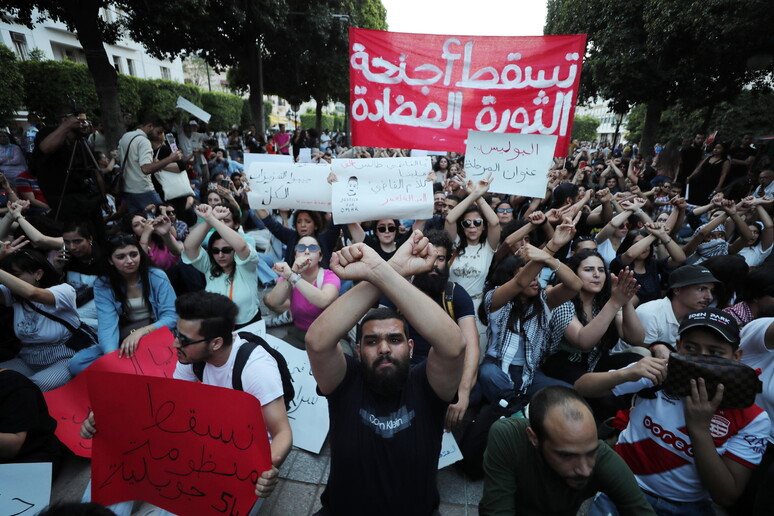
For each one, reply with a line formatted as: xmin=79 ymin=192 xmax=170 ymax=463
xmin=349 ymin=28 xmax=586 ymax=156
xmin=88 ymin=372 xmax=271 ymax=516
xmin=44 ymin=327 xmax=177 ymax=457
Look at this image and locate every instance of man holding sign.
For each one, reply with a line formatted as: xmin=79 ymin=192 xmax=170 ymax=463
xmin=80 ymin=292 xmax=291 ymax=514
xmin=306 ymin=231 xmax=466 ymax=515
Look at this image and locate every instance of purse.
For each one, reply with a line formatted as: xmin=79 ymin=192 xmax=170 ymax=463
xmin=23 ymin=300 xmax=98 ymax=351
xmin=154 ymin=170 xmax=194 ymax=201
xmin=663 ymin=353 xmax=762 ymax=409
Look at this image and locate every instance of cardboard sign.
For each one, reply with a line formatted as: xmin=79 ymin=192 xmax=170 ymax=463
xmin=438 ymin=431 xmax=464 ymax=469
xmin=176 ymin=96 xmax=211 ymax=124
xmin=349 ymin=28 xmax=585 ymax=156
xmin=89 ymin=372 xmax=271 ymax=516
xmin=0 ymin=463 xmax=52 ymax=515
xmin=243 ymin=153 xmax=294 ymax=169
xmin=464 ymin=131 xmax=556 ymax=197
xmin=44 ymin=327 xmax=177 ymax=457
xmin=263 ymin=335 xmax=329 ymax=454
xmin=246 ymin=162 xmax=332 ymax=211
xmin=330 ymin=157 xmax=433 ymax=224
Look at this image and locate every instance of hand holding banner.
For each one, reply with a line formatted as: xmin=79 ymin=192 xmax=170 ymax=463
xmin=246 ymin=162 xmax=332 ymax=211
xmin=89 ymin=372 xmax=271 ymax=516
xmin=330 ymin=157 xmax=433 ymax=224
xmin=464 ymin=131 xmax=556 ymax=198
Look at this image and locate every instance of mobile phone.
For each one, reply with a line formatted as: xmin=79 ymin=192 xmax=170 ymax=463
xmin=220 ymin=179 xmax=230 ymax=188
xmin=166 ymin=133 xmax=178 ymax=152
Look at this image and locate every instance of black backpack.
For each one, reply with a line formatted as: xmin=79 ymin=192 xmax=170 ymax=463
xmin=193 ymin=331 xmax=295 ymax=410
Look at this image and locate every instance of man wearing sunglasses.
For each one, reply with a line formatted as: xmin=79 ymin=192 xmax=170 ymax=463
xmin=306 ymin=231 xmax=466 ymax=515
xmin=81 ymin=292 xmax=291 ymax=511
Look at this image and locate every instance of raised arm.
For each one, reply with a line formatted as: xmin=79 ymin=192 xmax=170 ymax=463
xmin=444 ymin=173 xmax=494 ymax=240
xmin=183 ymin=204 xmax=214 ymax=261
xmin=206 ymin=206 xmax=251 ymax=260
xmin=574 ymin=357 xmax=666 ymax=397
xmin=9 ymin=202 xmax=63 ymax=251
xmin=595 ymin=208 xmax=632 ymax=245
xmin=644 ymin=222 xmax=685 ymax=268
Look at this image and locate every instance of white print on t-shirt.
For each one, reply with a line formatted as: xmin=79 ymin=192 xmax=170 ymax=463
xmin=359 ymin=406 xmax=415 ymax=439
xmin=710 ymin=415 xmax=731 ymax=438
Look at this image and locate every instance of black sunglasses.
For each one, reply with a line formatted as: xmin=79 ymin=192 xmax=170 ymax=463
xmin=212 ymin=246 xmax=234 ymax=255
xmin=377 ymin=225 xmax=397 ymax=233
xmin=462 ymin=218 xmax=484 ymax=228
xmin=496 ymin=208 xmax=513 ymax=213
xmin=172 ymin=328 xmax=209 ymax=347
xmin=296 ymin=244 xmax=321 ymax=253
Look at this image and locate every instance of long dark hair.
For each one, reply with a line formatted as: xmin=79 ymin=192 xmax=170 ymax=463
xmin=206 ymin=231 xmax=236 ymax=282
xmin=454 ymin=207 xmax=488 ymax=259
xmin=613 ymin=229 xmax=653 ymax=270
xmin=103 ymin=233 xmax=153 ymax=317
xmin=565 ymin=249 xmax=617 ymax=351
xmin=123 ymin=211 xmax=166 ymax=250
xmin=1 ymin=249 xmax=62 ymax=289
xmin=62 ymin=219 xmax=101 ymax=273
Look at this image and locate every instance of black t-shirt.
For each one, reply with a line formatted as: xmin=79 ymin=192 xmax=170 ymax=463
xmin=728 ymin=145 xmax=754 ymax=181
xmin=0 ymin=370 xmax=62 ymax=466
xmin=319 ymin=356 xmax=448 ymax=516
xmin=363 ymin=232 xmax=410 ymax=262
xmin=610 ymin=256 xmax=671 ymax=304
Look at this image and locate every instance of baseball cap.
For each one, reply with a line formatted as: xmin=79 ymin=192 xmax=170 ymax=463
xmin=188 ymin=120 xmax=199 ymax=126
xmin=679 ymin=308 xmax=740 ymax=348
xmin=668 ymin=265 xmax=718 ymax=289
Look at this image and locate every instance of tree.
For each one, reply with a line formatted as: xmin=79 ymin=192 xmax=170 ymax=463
xmin=1 ymin=1 xmax=126 ymax=149
xmin=545 ymin=0 xmax=774 ymax=158
xmin=0 ymin=45 xmax=23 ymax=126
xmin=571 ymin=115 xmax=599 ymax=142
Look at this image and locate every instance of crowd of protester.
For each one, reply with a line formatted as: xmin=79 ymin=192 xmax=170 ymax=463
xmin=3 ymin=103 xmax=774 ymax=515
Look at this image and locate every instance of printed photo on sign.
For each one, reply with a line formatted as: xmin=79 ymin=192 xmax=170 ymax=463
xmin=246 ymin=162 xmax=332 ymax=211
xmin=330 ymin=157 xmax=433 ymax=224
xmin=349 ymin=28 xmax=585 ymax=155
xmin=464 ymin=131 xmax=556 ymax=198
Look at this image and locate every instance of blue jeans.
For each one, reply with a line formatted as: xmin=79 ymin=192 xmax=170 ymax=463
xmin=69 ymin=345 xmax=105 ymax=376
xmin=124 ymin=190 xmax=163 ymax=214
xmin=589 ymin=491 xmax=715 ymax=516
xmin=477 ymin=356 xmax=571 ymax=403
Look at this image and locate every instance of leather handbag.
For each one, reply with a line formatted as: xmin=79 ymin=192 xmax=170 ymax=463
xmin=663 ymin=353 xmax=762 ymax=409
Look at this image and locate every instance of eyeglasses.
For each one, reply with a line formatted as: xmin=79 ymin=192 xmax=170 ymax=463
xmin=496 ymin=208 xmax=513 ymax=214
xmin=377 ymin=225 xmax=397 ymax=233
xmin=212 ymin=246 xmax=234 ymax=255
xmin=172 ymin=328 xmax=209 ymax=347
xmin=462 ymin=218 xmax=484 ymax=228
xmin=295 ymin=244 xmax=321 ymax=253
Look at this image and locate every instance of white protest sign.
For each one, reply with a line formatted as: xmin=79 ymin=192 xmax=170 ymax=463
xmin=238 ymin=319 xmax=267 ymax=340
xmin=438 ymin=432 xmax=463 ymax=469
xmin=464 ymin=131 xmax=557 ymax=198
xmin=0 ymin=462 xmax=52 ymax=515
xmin=246 ymin=162 xmax=332 ymax=211
xmin=264 ymin=334 xmax=329 ymax=454
xmin=298 ymin=148 xmax=314 ymax=163
xmin=244 ymin=153 xmax=294 ymax=169
xmin=330 ymin=157 xmax=433 ymax=224
xmin=175 ymin=96 xmax=211 ymax=124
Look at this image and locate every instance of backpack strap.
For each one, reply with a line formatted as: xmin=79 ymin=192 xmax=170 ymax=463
xmin=232 ymin=339 xmax=259 ymax=391
xmin=192 ymin=361 xmax=205 ymax=382
xmin=441 ymin=281 xmax=456 ymax=320
xmin=22 ymin=299 xmax=78 ymax=334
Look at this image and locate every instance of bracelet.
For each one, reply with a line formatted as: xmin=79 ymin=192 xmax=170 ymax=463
xmin=661 ymin=238 xmax=672 ymax=245
xmin=545 ymin=245 xmax=557 ymax=254
xmin=290 ymin=273 xmax=302 ymax=286
xmin=549 ymin=260 xmax=561 ymax=273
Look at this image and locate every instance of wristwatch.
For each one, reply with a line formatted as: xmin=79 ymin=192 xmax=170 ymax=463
xmin=290 ymin=273 xmax=302 ymax=286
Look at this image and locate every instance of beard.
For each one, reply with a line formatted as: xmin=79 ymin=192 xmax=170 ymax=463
xmin=360 ymin=354 xmax=410 ymax=398
xmin=412 ymin=266 xmax=450 ymax=298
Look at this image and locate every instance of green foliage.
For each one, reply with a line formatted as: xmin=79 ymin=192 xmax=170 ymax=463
xmin=299 ymin=113 xmax=343 ymax=132
xmin=571 ymin=115 xmax=599 ymax=142
xmin=240 ymin=100 xmax=273 ymax=130
xmin=136 ymin=79 xmax=201 ymax=120
xmin=20 ymin=59 xmax=100 ymax=119
xmin=0 ymin=45 xmax=24 ymax=126
xmin=27 ymin=48 xmax=46 ymax=61
xmin=201 ymin=91 xmax=243 ymax=131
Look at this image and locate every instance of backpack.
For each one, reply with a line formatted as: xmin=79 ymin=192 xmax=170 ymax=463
xmin=440 ymin=281 xmax=456 ymax=320
xmin=193 ymin=331 xmax=295 ymax=410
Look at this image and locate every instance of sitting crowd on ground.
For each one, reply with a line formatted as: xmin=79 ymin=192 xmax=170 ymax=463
xmin=4 ymin=106 xmax=774 ymax=515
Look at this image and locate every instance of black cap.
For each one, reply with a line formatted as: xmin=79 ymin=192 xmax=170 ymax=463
xmin=679 ymin=308 xmax=740 ymax=348
xmin=668 ymin=265 xmax=718 ymax=289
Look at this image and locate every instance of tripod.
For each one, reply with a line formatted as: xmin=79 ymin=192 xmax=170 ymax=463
xmin=54 ymin=134 xmax=106 ymax=222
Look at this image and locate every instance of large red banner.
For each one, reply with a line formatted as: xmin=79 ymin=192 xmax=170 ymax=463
xmin=349 ymin=28 xmax=586 ymax=156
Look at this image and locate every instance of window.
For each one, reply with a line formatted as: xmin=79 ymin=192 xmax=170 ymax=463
xmin=112 ymin=55 xmax=122 ymax=73
xmin=10 ymin=31 xmax=28 ymax=60
xmin=160 ymin=66 xmax=171 ymax=80
xmin=126 ymin=58 xmax=135 ymax=76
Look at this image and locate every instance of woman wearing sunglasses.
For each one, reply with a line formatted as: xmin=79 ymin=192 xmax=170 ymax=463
xmin=69 ymin=233 xmax=178 ymax=374
xmin=445 ymin=174 xmax=501 ymax=348
xmin=495 ymin=201 xmax=515 ymax=225
xmin=183 ymin=204 xmax=262 ymax=328
xmin=263 ymin=236 xmax=340 ymax=349
xmin=348 ymin=218 xmax=409 ymax=261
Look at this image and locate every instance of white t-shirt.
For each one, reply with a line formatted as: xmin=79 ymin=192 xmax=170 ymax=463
xmin=738 ymin=242 xmax=773 ymax=267
xmin=449 ymin=240 xmax=496 ymax=299
xmin=0 ymin=283 xmax=79 ymax=346
xmin=174 ymin=336 xmax=283 ymax=408
xmin=740 ymin=317 xmax=774 ymax=443
xmin=118 ymin=129 xmax=154 ymax=194
xmin=595 ymin=238 xmax=617 ymax=266
xmin=636 ymin=297 xmax=679 ymax=347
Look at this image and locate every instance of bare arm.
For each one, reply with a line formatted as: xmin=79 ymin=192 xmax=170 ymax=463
xmin=0 ymin=268 xmax=56 ymax=305
xmin=444 ymin=316 xmax=480 ymax=431
xmin=574 ymin=357 xmax=666 ymax=397
xmin=347 ymin=222 xmax=366 ymax=243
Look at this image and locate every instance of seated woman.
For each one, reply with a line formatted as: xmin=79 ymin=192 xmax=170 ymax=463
xmin=347 ymin=218 xmax=409 ymax=261
xmin=256 ymin=208 xmax=340 ymax=268
xmin=476 ymin=236 xmax=582 ymax=403
xmin=69 ymin=234 xmax=177 ymax=375
xmin=543 ymin=250 xmax=645 ymax=418
xmin=126 ymin=211 xmax=183 ymax=272
xmin=0 ymin=247 xmax=81 ymax=390
xmin=263 ymin=235 xmax=340 ymax=349
xmin=729 ymin=196 xmax=774 ymax=267
xmin=183 ymin=204 xmax=262 ymax=328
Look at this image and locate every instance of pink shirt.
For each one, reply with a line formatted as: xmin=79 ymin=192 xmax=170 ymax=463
xmin=284 ymin=269 xmax=340 ymax=331
xmin=274 ymin=132 xmax=291 ymax=154
xmin=148 ymin=242 xmax=180 ymax=271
